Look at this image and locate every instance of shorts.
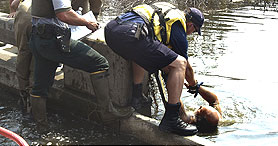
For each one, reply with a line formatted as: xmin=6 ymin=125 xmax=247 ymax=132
xmin=104 ymin=19 xmax=178 ymax=73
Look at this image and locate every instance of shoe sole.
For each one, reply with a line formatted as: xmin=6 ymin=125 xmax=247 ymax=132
xmin=159 ymin=125 xmax=198 ymax=136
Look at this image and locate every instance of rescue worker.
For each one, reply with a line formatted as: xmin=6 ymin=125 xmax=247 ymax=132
xmin=105 ymin=2 xmax=206 ymax=136
xmin=9 ymin=0 xmax=33 ymax=112
xmin=29 ymin=0 xmax=134 ymax=126
xmin=71 ymin=0 xmax=102 ymax=19
xmin=8 ymin=0 xmax=103 ymax=113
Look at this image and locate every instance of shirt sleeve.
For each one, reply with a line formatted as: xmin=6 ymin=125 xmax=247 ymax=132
xmin=169 ymin=21 xmax=189 ymax=60
xmin=52 ymin=0 xmax=72 ymax=14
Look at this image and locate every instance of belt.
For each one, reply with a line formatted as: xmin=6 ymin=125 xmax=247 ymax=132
xmin=114 ymin=16 xmax=135 ymax=25
xmin=32 ymin=24 xmax=58 ymax=39
xmin=32 ymin=24 xmax=56 ymax=34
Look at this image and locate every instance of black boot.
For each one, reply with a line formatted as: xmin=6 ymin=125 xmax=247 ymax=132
xmin=159 ymin=102 xmax=198 ymax=136
xmin=131 ymin=83 xmax=152 ymax=110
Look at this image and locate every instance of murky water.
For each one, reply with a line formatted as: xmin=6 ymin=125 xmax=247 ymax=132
xmin=0 ymin=87 xmax=147 ymax=145
xmin=1 ymin=0 xmax=278 ymax=145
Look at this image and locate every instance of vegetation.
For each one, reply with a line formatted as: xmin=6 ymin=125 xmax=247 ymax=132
xmin=102 ymin=0 xmax=277 ymax=14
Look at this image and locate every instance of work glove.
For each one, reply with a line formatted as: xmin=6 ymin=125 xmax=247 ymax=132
xmin=187 ymin=81 xmax=203 ymax=98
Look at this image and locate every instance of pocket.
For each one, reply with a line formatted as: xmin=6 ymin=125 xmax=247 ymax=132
xmin=112 ymin=23 xmax=137 ymax=39
xmin=125 ymin=23 xmax=148 ymax=40
xmin=55 ymin=28 xmax=71 ymax=53
xmin=151 ymin=41 xmax=170 ymax=57
xmin=39 ymin=36 xmax=57 ymax=51
xmin=125 ymin=23 xmax=138 ymax=37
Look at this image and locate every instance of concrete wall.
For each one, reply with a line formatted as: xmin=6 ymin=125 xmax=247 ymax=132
xmin=0 ymin=13 xmax=15 ymax=45
xmin=63 ymin=37 xmax=133 ymax=106
xmin=0 ymin=12 xmax=214 ymax=145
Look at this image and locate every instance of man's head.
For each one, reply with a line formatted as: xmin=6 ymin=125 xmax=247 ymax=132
xmin=192 ymin=106 xmax=221 ymax=132
xmin=185 ymin=8 xmax=204 ymax=35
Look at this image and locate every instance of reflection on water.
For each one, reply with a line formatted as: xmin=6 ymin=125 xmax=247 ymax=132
xmin=147 ymin=3 xmax=278 ymax=146
xmin=182 ymin=5 xmax=278 ymax=145
xmin=0 ymin=88 xmax=147 ymax=145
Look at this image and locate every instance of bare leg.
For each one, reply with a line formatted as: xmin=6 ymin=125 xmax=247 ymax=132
xmin=89 ymin=0 xmax=102 ymax=18
xmin=164 ymin=56 xmax=186 ymax=104
xmin=132 ymin=62 xmax=145 ymax=84
xmin=159 ymin=56 xmax=197 ymax=136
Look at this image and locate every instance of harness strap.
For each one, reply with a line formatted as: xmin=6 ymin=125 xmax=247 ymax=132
xmin=132 ymin=4 xmax=174 ymax=44
xmin=131 ymin=9 xmax=155 ymax=41
xmin=150 ymin=4 xmax=167 ymax=44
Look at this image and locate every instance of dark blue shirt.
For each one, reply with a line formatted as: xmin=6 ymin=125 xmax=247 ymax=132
xmin=119 ymin=12 xmax=188 ymax=59
xmin=169 ymin=21 xmax=188 ymax=60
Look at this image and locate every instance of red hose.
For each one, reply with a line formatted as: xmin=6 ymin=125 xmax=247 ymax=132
xmin=0 ymin=127 xmax=29 ymax=146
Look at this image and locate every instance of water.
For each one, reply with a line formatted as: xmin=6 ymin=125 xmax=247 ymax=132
xmin=184 ymin=6 xmax=278 ymax=145
xmin=0 ymin=87 xmax=147 ymax=145
xmin=1 ymin=0 xmax=278 ymax=145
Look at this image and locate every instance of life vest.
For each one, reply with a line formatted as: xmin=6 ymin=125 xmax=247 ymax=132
xmin=31 ymin=0 xmax=55 ymax=18
xmin=132 ymin=2 xmax=187 ymax=47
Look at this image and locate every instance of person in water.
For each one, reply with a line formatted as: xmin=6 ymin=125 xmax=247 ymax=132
xmin=180 ymin=84 xmax=222 ymax=132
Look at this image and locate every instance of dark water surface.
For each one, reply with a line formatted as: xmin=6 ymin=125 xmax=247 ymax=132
xmin=0 ymin=87 xmax=147 ymax=145
xmin=1 ymin=0 xmax=278 ymax=145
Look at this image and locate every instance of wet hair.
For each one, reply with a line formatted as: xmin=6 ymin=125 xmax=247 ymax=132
xmin=195 ymin=114 xmax=218 ymax=133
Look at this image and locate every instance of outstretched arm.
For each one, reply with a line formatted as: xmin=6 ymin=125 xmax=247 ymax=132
xmin=184 ymin=61 xmax=222 ymax=114
xmin=198 ymin=86 xmax=222 ymax=114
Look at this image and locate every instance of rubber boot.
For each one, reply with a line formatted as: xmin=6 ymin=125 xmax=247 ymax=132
xmin=91 ymin=74 xmax=135 ymax=123
xmin=159 ymin=102 xmax=198 ymax=136
xmin=131 ymin=83 xmax=152 ymax=110
xmin=18 ymin=89 xmax=32 ymax=114
xmin=18 ymin=90 xmax=28 ymax=111
xmin=30 ymin=95 xmax=48 ymax=128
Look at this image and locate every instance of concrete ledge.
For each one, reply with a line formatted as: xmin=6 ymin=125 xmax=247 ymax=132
xmin=0 ymin=12 xmax=214 ymax=145
xmin=122 ymin=113 xmax=213 ymax=145
xmin=0 ymin=13 xmax=15 ymax=45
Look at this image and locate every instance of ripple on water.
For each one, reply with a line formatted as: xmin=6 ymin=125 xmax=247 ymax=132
xmin=0 ymin=89 xmax=147 ymax=145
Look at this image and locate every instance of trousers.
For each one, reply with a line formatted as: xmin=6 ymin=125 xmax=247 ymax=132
xmin=29 ymin=26 xmax=109 ymax=97
xmin=14 ymin=0 xmax=33 ymax=91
